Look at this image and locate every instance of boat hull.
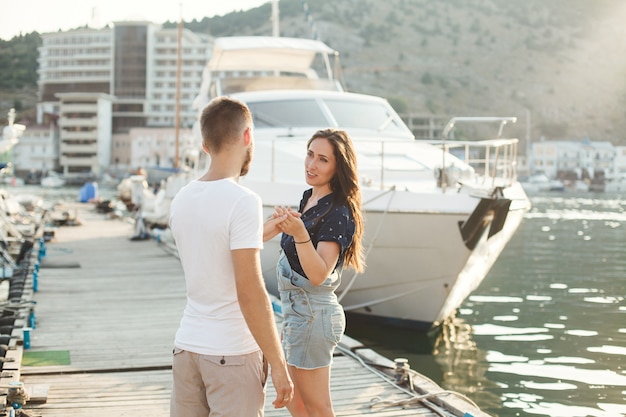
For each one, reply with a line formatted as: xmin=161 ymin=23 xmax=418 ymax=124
xmin=253 ymin=180 xmax=529 ymax=328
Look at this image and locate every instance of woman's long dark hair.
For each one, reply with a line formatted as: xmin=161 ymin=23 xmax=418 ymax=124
xmin=308 ymin=129 xmax=365 ymax=273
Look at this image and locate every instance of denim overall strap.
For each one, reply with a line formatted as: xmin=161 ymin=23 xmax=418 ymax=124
xmin=276 ymin=252 xmax=341 ymax=296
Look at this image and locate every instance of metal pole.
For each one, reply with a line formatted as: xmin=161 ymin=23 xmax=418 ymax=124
xmin=174 ymin=3 xmax=183 ymax=170
xmin=525 ymin=108 xmax=531 ymax=174
xmin=272 ymin=0 xmax=280 ymax=37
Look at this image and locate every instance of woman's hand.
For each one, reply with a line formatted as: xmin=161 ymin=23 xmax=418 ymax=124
xmin=263 ymin=207 xmax=302 ymax=242
xmin=275 ymin=206 xmax=340 ymax=285
xmin=274 ymin=207 xmax=308 ymax=242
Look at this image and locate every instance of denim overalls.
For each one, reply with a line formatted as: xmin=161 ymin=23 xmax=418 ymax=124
xmin=276 ymin=253 xmax=346 ymax=369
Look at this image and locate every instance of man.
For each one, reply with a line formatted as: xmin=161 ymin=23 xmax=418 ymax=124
xmin=169 ymin=96 xmax=293 ymax=416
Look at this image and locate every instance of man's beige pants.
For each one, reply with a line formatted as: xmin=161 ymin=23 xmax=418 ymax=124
xmin=170 ymin=348 xmax=267 ymax=417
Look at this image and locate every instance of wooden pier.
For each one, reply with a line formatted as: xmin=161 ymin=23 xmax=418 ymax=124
xmin=7 ymin=199 xmax=490 ymax=417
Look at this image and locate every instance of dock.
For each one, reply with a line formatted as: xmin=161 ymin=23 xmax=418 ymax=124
xmin=4 ymin=198 xmax=490 ymax=417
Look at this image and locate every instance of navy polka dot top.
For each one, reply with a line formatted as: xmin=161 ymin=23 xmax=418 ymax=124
xmin=280 ymin=189 xmax=355 ymax=279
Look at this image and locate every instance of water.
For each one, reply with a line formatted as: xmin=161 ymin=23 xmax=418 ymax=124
xmin=346 ymin=191 xmax=626 ymax=417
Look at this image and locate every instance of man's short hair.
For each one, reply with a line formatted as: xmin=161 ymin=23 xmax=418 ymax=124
xmin=200 ymin=97 xmax=252 ymax=154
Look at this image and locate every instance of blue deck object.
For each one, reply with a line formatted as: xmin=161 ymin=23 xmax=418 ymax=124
xmin=79 ymin=182 xmax=98 ymax=202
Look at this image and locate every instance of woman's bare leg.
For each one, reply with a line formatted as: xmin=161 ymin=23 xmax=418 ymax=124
xmin=286 ymin=365 xmax=335 ymax=417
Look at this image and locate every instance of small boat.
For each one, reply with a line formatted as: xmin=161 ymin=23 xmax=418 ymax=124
xmin=519 ymin=173 xmax=565 ymax=192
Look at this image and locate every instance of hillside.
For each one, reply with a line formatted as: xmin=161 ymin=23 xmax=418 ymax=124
xmin=2 ymin=0 xmax=625 ymax=145
xmin=223 ymin=0 xmax=626 ymax=144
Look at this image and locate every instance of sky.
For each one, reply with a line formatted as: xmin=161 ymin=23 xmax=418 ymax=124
xmin=0 ymin=0 xmax=272 ymax=40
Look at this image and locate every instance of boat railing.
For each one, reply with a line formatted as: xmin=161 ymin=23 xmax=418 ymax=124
xmin=258 ymin=135 xmax=519 ymax=192
xmin=435 ymin=116 xmax=520 ymax=192
xmin=428 ymin=137 xmax=520 ymax=190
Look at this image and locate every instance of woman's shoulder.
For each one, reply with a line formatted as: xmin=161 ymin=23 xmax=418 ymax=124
xmin=332 ymin=201 xmax=351 ymax=214
xmin=325 ymin=202 xmax=352 ymax=222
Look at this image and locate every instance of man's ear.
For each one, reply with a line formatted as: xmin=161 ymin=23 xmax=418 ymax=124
xmin=201 ymin=143 xmax=209 ymax=154
xmin=243 ymin=126 xmax=252 ymax=146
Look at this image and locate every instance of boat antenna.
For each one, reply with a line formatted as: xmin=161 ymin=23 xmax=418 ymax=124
xmin=272 ymin=0 xmax=280 ymax=37
xmin=301 ymin=0 xmax=319 ymax=40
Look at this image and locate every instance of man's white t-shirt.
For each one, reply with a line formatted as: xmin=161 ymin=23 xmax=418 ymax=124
xmin=169 ymin=178 xmax=263 ymax=355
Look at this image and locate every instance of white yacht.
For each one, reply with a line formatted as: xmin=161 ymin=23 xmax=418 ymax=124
xmin=189 ymin=36 xmax=531 ymax=328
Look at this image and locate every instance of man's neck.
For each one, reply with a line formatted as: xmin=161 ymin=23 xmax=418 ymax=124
xmin=200 ymin=158 xmax=241 ymax=182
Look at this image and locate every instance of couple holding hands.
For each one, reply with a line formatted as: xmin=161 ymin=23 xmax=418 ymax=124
xmin=169 ymin=96 xmax=364 ymax=417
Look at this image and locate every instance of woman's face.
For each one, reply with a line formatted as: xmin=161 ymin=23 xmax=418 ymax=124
xmin=305 ymin=138 xmax=336 ymax=189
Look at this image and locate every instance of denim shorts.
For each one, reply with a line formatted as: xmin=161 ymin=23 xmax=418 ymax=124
xmin=276 ymin=254 xmax=345 ymax=370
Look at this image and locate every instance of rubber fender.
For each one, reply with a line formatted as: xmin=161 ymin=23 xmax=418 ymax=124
xmin=459 ymin=198 xmax=495 ymax=250
xmin=488 ymin=198 xmax=511 ymax=238
xmin=459 ymin=197 xmax=512 ymax=250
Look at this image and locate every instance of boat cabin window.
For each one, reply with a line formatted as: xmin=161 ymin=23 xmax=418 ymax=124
xmin=324 ymin=99 xmax=407 ymax=133
xmin=248 ymin=100 xmax=327 ymax=128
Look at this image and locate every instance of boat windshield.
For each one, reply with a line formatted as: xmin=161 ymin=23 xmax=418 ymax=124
xmin=248 ymin=99 xmax=327 ymax=128
xmin=247 ymin=97 xmax=410 ymax=135
xmin=324 ymin=99 xmax=407 ymax=133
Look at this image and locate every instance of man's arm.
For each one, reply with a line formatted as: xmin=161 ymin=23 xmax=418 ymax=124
xmin=232 ymin=248 xmax=293 ymax=408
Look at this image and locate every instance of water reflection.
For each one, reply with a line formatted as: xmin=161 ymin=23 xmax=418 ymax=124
xmin=348 ymin=192 xmax=626 ymax=417
xmin=455 ymin=192 xmax=626 ymax=416
xmin=430 ymin=315 xmax=626 ymax=417
xmin=430 ymin=317 xmax=502 ymax=410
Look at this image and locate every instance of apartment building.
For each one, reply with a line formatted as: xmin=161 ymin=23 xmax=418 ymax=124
xmin=32 ymin=22 xmax=212 ymax=180
xmin=37 ymin=28 xmax=112 ymax=122
xmin=530 ymin=139 xmax=617 ymax=180
xmin=55 ymin=92 xmax=113 ymax=181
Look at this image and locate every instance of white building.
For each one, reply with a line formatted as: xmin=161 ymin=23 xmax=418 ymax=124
xmin=37 ymin=28 xmax=112 ymax=123
xmin=56 ymin=92 xmax=113 ymax=182
xmin=146 ymin=27 xmax=210 ymax=128
xmin=38 ymin=23 xmax=212 ymax=133
xmin=530 ymin=139 xmax=617 ymax=180
xmin=111 ymin=127 xmax=195 ymax=179
xmin=27 ymin=22 xmax=213 ymax=181
xmin=614 ymin=146 xmax=626 ymax=174
xmin=11 ymin=123 xmax=58 ymax=179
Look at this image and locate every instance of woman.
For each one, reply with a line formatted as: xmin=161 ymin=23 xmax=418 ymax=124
xmin=264 ymin=128 xmax=365 ymax=417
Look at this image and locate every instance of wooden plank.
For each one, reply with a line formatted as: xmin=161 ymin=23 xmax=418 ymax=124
xmin=3 ymin=346 xmax=23 ymax=371
xmin=25 ymin=384 xmax=49 ymax=403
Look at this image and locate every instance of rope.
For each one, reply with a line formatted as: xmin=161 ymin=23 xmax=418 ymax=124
xmin=335 ymin=343 xmax=482 ymax=416
xmin=337 ymin=187 xmax=396 ymax=303
xmin=0 ymin=300 xmax=35 ymax=310
xmin=6 ymin=382 xmax=29 ymax=406
xmin=370 ymin=396 xmax=450 ymax=417
xmin=157 ymin=239 xmax=179 ymax=259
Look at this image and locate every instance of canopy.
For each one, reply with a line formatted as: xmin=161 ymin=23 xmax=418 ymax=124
xmin=207 ymin=36 xmax=337 ymax=77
